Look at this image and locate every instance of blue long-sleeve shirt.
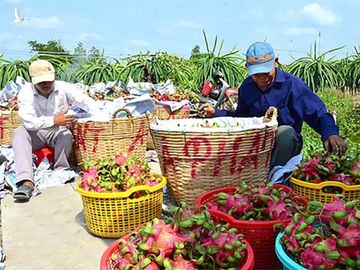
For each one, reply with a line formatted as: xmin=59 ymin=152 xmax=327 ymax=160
xmin=215 ymin=69 xmax=339 ymax=144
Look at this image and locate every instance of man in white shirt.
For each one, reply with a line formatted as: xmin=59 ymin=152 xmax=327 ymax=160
xmin=12 ymin=59 xmax=95 ymax=201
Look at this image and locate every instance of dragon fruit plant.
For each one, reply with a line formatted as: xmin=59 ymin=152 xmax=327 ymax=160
xmin=107 ymin=203 xmax=250 ymax=269
xmin=293 ymin=151 xmax=360 ymax=187
xmin=205 ymin=183 xmax=307 ymax=221
xmin=280 ymin=197 xmax=360 ymax=269
xmin=80 ymin=154 xmax=161 ymax=195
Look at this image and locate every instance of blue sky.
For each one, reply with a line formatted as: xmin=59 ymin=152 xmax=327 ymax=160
xmin=1 ymin=0 xmax=359 ymax=64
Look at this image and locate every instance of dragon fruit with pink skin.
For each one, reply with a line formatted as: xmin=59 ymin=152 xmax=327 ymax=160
xmin=206 ymin=182 xmax=306 ymax=221
xmin=164 ymin=256 xmax=197 ymax=270
xmin=115 ymin=154 xmax=128 ymax=166
xmin=80 ymin=166 xmax=98 ymax=191
xmin=80 ymin=154 xmax=162 ymax=195
xmin=107 ymin=203 xmax=250 ymax=269
xmin=293 ymin=151 xmax=360 ymax=186
xmin=280 ymin=197 xmax=360 ymax=270
xmin=350 ymin=160 xmax=360 ymax=179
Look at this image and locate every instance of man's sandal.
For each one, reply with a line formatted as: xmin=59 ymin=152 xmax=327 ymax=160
xmin=13 ymin=184 xmax=34 ymax=201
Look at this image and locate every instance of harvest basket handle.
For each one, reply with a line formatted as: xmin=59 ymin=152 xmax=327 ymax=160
xmin=112 ymin=108 xmax=133 ymax=119
xmin=111 ymin=108 xmax=134 ymax=134
xmin=263 ymin=106 xmax=278 ymax=123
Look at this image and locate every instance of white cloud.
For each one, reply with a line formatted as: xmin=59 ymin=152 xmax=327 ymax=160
xmin=176 ymin=20 xmax=201 ymax=29
xmin=301 ymin=3 xmax=340 ymax=25
xmin=16 ymin=16 xmax=62 ymax=29
xmin=129 ymin=39 xmax=150 ymax=47
xmin=284 ymin=27 xmax=318 ymax=36
xmin=79 ymin=32 xmax=104 ymax=41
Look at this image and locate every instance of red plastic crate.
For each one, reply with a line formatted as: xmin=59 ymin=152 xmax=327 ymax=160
xmin=195 ymin=184 xmax=307 ymax=270
xmin=100 ymin=236 xmax=255 ymax=270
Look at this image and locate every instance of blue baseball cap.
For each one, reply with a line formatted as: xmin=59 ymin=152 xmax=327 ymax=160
xmin=246 ymin=42 xmax=275 ymax=76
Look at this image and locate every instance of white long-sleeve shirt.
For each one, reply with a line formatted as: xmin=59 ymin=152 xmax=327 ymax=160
xmin=18 ymin=81 xmax=96 ymax=131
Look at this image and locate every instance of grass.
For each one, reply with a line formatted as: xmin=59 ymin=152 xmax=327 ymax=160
xmin=302 ymin=89 xmax=360 ymax=160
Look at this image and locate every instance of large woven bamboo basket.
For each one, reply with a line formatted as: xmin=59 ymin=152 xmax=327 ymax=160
xmin=73 ymin=108 xmax=148 ymax=169
xmin=150 ymin=107 xmax=278 ymax=206
xmin=147 ymin=104 xmax=190 ymax=150
xmin=0 ymin=110 xmax=22 ymax=145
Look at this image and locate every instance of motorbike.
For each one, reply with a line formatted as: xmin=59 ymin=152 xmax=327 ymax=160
xmin=199 ymin=70 xmax=238 ymax=111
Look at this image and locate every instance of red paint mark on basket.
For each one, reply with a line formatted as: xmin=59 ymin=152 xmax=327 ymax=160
xmin=75 ymin=124 xmax=87 ymax=150
xmin=128 ymin=120 xmax=146 ymax=153
xmin=75 ymin=124 xmax=103 ymax=153
xmin=212 ymin=139 xmax=226 ymax=177
xmin=0 ymin=118 xmax=6 ymax=139
xmin=183 ymin=137 xmax=211 ymax=178
xmin=230 ymin=136 xmax=243 ymax=174
xmin=230 ymin=133 xmax=262 ymax=174
xmin=91 ymin=127 xmax=104 ymax=153
xmin=0 ymin=116 xmax=10 ymax=139
xmin=161 ymin=137 xmax=178 ymax=174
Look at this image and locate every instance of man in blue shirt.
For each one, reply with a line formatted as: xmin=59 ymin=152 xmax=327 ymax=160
xmin=201 ymin=41 xmax=347 ymax=169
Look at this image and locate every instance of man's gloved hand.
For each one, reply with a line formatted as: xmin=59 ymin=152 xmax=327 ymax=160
xmin=54 ymin=110 xmax=75 ymax=127
xmin=324 ymin=135 xmax=348 ymax=156
xmin=198 ymin=103 xmax=215 ymax=118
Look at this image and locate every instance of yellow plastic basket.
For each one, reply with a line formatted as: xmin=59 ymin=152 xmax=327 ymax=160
xmin=76 ymin=174 xmax=166 ymax=238
xmin=290 ymin=177 xmax=360 ymax=203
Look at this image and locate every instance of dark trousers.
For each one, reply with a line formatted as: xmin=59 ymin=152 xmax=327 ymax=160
xmin=270 ymin=125 xmax=301 ymax=170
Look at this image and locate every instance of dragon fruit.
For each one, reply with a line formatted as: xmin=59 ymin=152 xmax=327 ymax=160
xmin=107 ymin=203 xmax=250 ymax=269
xmin=205 ymin=183 xmax=306 ymax=221
xmin=280 ymin=197 xmax=360 ymax=270
xmin=293 ymin=151 xmax=360 ymax=186
xmin=80 ymin=154 xmax=162 ymax=195
xmin=80 ymin=166 xmax=98 ymax=191
xmin=350 ymin=161 xmax=360 ymax=178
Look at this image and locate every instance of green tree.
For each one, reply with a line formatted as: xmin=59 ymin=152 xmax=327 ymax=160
xmin=27 ymin=39 xmax=73 ymax=74
xmin=191 ymin=45 xmax=200 ymax=56
xmin=73 ymin=42 xmax=87 ymax=66
xmin=28 ymin=39 xmax=70 ymax=57
xmin=88 ymin=46 xmax=104 ymax=62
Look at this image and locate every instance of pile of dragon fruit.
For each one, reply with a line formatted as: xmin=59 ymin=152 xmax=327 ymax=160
xmin=151 ymin=92 xmax=188 ymax=102
xmin=191 ymin=120 xmax=241 ymax=129
xmin=280 ymin=197 xmax=360 ymax=269
xmin=80 ymin=154 xmax=161 ymax=195
xmin=206 ymin=183 xmax=307 ymax=221
xmin=293 ymin=151 xmax=360 ymax=186
xmin=107 ymin=203 xmax=250 ymax=269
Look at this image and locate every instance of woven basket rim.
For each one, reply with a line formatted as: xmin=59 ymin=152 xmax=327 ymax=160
xmin=0 ymin=110 xmax=19 ymax=114
xmin=74 ymin=114 xmax=148 ymax=124
xmin=150 ymin=118 xmax=277 ymax=133
xmin=76 ymin=174 xmax=166 ymax=198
